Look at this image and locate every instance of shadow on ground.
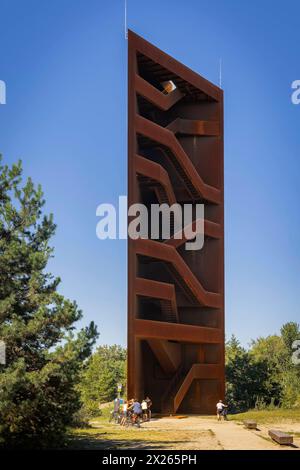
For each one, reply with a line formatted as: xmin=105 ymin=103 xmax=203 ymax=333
xmin=68 ymin=432 xmax=187 ymax=450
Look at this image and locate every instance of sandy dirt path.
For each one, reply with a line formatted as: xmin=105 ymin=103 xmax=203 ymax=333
xmin=142 ymin=416 xmax=300 ymax=450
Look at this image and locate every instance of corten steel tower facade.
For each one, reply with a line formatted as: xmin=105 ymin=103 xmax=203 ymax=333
xmin=128 ymin=31 xmax=225 ymax=414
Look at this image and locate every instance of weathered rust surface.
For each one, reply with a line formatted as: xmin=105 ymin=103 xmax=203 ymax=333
xmin=135 ymin=114 xmax=221 ymax=203
xmin=128 ymin=31 xmax=225 ymax=414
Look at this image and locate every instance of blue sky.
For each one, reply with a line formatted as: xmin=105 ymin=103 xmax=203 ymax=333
xmin=0 ymin=0 xmax=299 ymax=347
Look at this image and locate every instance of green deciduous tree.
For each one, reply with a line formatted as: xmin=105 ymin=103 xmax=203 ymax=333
xmin=0 ymin=157 xmax=98 ymax=448
xmin=226 ymin=323 xmax=300 ymax=412
xmin=281 ymin=322 xmax=300 ymax=355
xmin=225 ymin=335 xmax=271 ymax=411
xmin=79 ymin=345 xmax=126 ymax=416
xmin=280 ymin=322 xmax=300 ymax=406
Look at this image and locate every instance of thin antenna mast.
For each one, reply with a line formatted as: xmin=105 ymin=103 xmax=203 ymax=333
xmin=125 ymin=0 xmax=128 ymax=39
xmin=219 ymin=58 xmax=222 ymax=88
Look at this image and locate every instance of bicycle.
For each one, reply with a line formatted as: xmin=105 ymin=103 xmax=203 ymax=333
xmin=124 ymin=411 xmax=141 ymax=428
xmin=109 ymin=410 xmax=120 ymax=424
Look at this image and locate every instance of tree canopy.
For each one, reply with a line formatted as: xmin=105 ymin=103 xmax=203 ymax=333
xmin=226 ymin=322 xmax=300 ymax=411
xmin=79 ymin=344 xmax=126 ymax=416
xmin=0 ymin=157 xmax=98 ymax=448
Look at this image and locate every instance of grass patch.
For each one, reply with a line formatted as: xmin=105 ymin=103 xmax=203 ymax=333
xmin=230 ymin=408 xmax=300 ymax=424
xmin=285 ymin=431 xmax=300 ymax=437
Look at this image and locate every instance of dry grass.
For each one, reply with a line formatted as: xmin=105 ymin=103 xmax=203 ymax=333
xmin=230 ymin=408 xmax=300 ymax=424
xmin=67 ymin=409 xmax=300 ymax=450
xmin=68 ymin=417 xmax=218 ymax=450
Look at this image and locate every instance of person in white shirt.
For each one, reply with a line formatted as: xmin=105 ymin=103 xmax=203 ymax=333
xmin=141 ymin=399 xmax=148 ymax=421
xmin=120 ymin=401 xmax=128 ymax=426
xmin=216 ymin=400 xmax=224 ymax=421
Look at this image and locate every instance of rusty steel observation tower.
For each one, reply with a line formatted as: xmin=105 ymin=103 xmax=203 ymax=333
xmin=128 ymin=31 xmax=225 ymax=414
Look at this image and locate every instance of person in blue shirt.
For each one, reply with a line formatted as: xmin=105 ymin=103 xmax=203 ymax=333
xmin=132 ymin=400 xmax=142 ymax=415
xmin=130 ymin=399 xmax=142 ymax=427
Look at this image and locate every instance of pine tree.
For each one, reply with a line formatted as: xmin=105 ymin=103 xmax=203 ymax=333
xmin=0 ymin=156 xmax=98 ymax=448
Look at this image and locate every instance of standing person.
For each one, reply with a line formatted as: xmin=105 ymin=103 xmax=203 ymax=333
xmin=120 ymin=400 xmax=128 ymax=426
xmin=109 ymin=397 xmax=120 ymax=423
xmin=145 ymin=396 xmax=152 ymax=421
xmin=141 ymin=399 xmax=148 ymax=421
xmin=216 ymin=400 xmax=224 ymax=421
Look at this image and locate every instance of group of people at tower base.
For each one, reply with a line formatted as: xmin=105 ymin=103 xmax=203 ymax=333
xmin=110 ymin=397 xmax=152 ymax=427
xmin=110 ymin=397 xmax=228 ymax=425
